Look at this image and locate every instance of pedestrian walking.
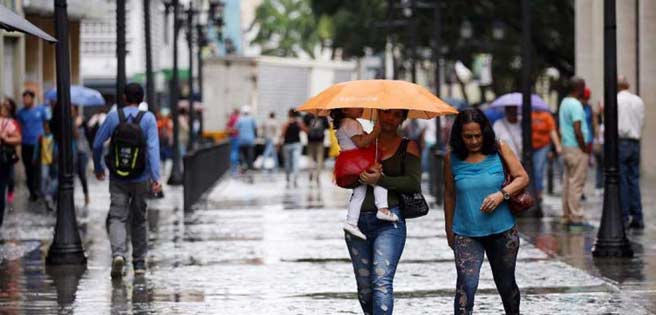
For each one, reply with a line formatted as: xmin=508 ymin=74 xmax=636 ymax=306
xmin=593 ymin=106 xmax=604 ymax=195
xmin=346 ymin=109 xmax=420 ymax=315
xmin=444 ymin=108 xmax=528 ymax=315
xmin=92 ymin=83 xmax=161 ymax=278
xmin=279 ymin=109 xmax=307 ymax=188
xmin=558 ymin=77 xmax=592 ymax=227
xmin=235 ymin=106 xmax=257 ymax=172
xmin=332 ymin=108 xmax=398 ymax=240
xmin=226 ymin=108 xmax=240 ymax=175
xmin=1 ymin=98 xmax=17 ymax=207
xmin=73 ymin=106 xmax=90 ymax=206
xmin=0 ymin=101 xmax=21 ymax=227
xmin=36 ymin=122 xmax=57 ymax=211
xmin=303 ymin=113 xmax=328 ymax=184
xmin=531 ymin=110 xmax=561 ymax=201
xmin=617 ymin=76 xmax=645 ymax=229
xmin=492 ymin=106 xmax=522 ymax=157
xmin=16 ymin=90 xmax=47 ymax=201
xmin=260 ymin=112 xmax=279 ymax=171
xmin=156 ymin=108 xmax=173 ymax=163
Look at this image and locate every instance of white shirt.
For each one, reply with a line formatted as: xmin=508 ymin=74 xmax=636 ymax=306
xmin=493 ymin=118 xmax=522 ymax=157
xmin=617 ymin=90 xmax=645 ymax=140
xmin=262 ymin=118 xmax=279 ymax=141
xmin=336 ymin=118 xmax=364 ymax=151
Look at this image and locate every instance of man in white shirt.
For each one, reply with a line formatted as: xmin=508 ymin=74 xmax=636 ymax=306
xmin=617 ymin=76 xmax=645 ymax=229
xmin=493 ymin=106 xmax=522 ymax=157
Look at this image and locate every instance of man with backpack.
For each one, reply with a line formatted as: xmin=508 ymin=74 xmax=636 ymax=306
xmin=92 ymin=83 xmax=160 ymax=278
xmin=303 ymin=114 xmax=328 ymax=185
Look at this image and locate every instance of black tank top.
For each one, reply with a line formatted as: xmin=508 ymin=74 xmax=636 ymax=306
xmin=284 ymin=122 xmax=301 ymax=144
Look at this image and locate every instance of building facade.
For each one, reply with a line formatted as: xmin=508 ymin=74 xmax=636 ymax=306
xmin=576 ymin=0 xmax=656 ymax=178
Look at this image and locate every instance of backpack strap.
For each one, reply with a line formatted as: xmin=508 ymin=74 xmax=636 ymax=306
xmin=133 ymin=110 xmax=146 ymax=125
xmin=118 ymin=108 xmax=127 ymax=123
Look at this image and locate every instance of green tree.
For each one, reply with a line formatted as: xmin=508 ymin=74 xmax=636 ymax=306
xmin=250 ymin=0 xmax=322 ymax=58
xmin=310 ymin=0 xmax=575 ymax=95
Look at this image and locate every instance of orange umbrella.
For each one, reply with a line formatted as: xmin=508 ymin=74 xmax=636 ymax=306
xmin=297 ymin=79 xmax=458 ymax=119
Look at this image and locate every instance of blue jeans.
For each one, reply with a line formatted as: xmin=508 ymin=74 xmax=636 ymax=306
xmin=345 ymin=207 xmax=406 ymax=315
xmin=619 ymin=140 xmax=642 ymax=223
xmin=262 ymin=139 xmax=278 ymax=170
xmin=531 ymin=145 xmax=551 ymax=195
xmin=229 ymin=137 xmax=240 ymax=175
xmin=454 ymin=226 xmax=520 ymax=315
xmin=282 ymin=143 xmax=302 ymax=182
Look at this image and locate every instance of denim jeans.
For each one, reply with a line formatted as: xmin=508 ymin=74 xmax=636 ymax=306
xmin=229 ymin=137 xmax=240 ymax=175
xmin=262 ymin=138 xmax=279 ymax=170
xmin=41 ymin=163 xmax=58 ymax=200
xmin=282 ymin=143 xmax=302 ymax=182
xmin=619 ymin=140 xmax=642 ymax=223
xmin=345 ymin=207 xmax=406 ymax=315
xmin=454 ymin=226 xmax=520 ymax=315
xmin=531 ymin=145 xmax=551 ymax=195
xmin=594 ymin=149 xmax=604 ymax=189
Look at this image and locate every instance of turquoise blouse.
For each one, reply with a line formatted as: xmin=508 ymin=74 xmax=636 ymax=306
xmin=451 ymin=153 xmax=515 ymax=237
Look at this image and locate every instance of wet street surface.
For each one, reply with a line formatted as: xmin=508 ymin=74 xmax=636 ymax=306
xmin=0 ymin=171 xmax=655 ymax=314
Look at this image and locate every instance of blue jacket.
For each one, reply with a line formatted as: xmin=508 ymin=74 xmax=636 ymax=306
xmin=92 ymin=106 xmax=160 ymax=183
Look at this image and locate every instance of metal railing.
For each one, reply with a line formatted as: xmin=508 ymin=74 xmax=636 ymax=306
xmin=183 ymin=140 xmax=231 ymax=211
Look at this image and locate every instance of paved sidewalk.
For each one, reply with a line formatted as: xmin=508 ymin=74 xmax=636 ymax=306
xmin=0 ymin=171 xmax=653 ymax=314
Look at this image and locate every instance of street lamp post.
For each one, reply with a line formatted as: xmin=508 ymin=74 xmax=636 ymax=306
xmin=144 ymin=0 xmax=156 ymax=113
xmin=592 ymin=0 xmax=633 ymax=258
xmin=166 ymin=0 xmax=184 ymax=185
xmin=196 ymin=23 xmax=205 ymax=137
xmin=520 ymin=0 xmax=541 ymax=217
xmin=186 ymin=4 xmax=195 ymax=151
xmin=116 ymin=0 xmax=126 ymax=107
xmin=46 ymin=0 xmax=86 ymax=265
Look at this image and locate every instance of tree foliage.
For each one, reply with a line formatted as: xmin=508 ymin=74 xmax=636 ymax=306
xmin=310 ymin=0 xmax=575 ymax=94
xmin=250 ymin=0 xmax=321 ymax=58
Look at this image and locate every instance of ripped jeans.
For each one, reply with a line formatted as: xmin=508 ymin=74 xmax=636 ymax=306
xmin=454 ymin=226 xmax=520 ymax=315
xmin=345 ymin=206 xmax=406 ymax=315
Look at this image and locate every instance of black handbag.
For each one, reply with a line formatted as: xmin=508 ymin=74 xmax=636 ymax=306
xmin=0 ymin=120 xmax=18 ymax=165
xmin=398 ymin=139 xmax=429 ymax=219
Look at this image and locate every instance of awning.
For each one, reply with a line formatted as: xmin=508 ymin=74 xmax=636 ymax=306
xmin=0 ymin=4 xmax=56 ymax=42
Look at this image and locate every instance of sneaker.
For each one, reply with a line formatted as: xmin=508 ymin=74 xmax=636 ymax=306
xmin=628 ymin=220 xmax=645 ymax=230
xmin=133 ymin=260 xmax=146 ymax=275
xmin=343 ymin=222 xmax=367 ymax=240
xmin=376 ymin=209 xmax=399 ymax=222
xmin=111 ymin=256 xmax=125 ymax=278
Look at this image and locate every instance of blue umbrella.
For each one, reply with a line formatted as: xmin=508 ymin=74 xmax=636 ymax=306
xmin=490 ymin=93 xmax=550 ymax=111
xmin=45 ymin=85 xmax=106 ymax=106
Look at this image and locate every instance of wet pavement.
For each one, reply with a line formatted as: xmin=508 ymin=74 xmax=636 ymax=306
xmin=0 ymin=170 xmax=654 ymax=314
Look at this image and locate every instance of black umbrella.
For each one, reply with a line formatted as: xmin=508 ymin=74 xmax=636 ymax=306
xmin=0 ymin=4 xmax=56 ymax=42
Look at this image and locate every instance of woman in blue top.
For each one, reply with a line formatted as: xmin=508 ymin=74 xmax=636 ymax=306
xmin=444 ymin=108 xmax=529 ymax=315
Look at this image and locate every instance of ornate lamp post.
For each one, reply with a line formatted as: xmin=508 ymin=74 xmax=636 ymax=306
xmin=592 ymin=0 xmax=633 ymax=258
xmin=164 ymin=0 xmax=184 ymax=185
xmin=46 ymin=0 xmax=86 ymax=265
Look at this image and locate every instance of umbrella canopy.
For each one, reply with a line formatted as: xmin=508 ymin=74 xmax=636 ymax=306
xmin=490 ymin=92 xmax=550 ymax=111
xmin=45 ymin=85 xmax=105 ymax=106
xmin=0 ymin=4 xmax=56 ymax=42
xmin=297 ymin=80 xmax=458 ymax=120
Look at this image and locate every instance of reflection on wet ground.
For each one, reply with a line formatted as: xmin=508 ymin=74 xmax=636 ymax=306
xmin=0 ymin=171 xmax=654 ymax=314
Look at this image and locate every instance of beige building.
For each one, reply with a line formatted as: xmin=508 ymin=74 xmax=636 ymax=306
xmin=0 ymin=0 xmax=104 ymax=103
xmin=576 ymin=0 xmax=656 ymax=178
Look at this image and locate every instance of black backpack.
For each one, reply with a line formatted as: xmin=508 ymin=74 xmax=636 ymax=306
xmin=307 ymin=118 xmax=326 ymax=142
xmin=105 ymin=109 xmax=147 ymax=179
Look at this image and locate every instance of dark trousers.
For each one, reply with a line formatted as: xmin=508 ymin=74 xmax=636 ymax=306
xmin=0 ymin=164 xmax=11 ymax=226
xmin=619 ymin=139 xmax=642 ymax=223
xmin=76 ymin=151 xmax=89 ymax=196
xmin=454 ymin=227 xmax=520 ymax=315
xmin=239 ymin=144 xmax=255 ymax=170
xmin=21 ymin=145 xmax=40 ymax=198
